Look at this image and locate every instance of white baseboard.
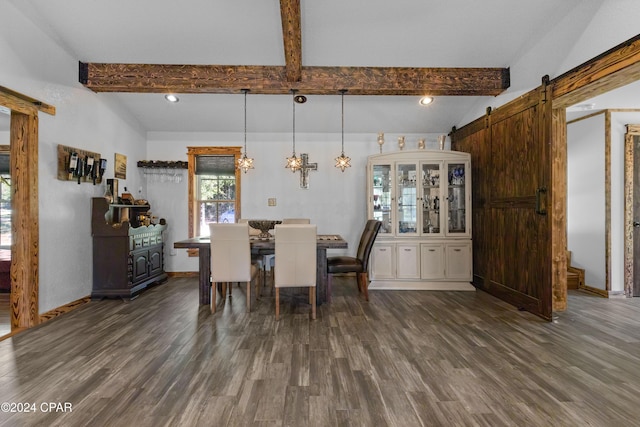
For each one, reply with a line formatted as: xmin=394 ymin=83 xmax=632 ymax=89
xmin=369 ymin=280 xmax=476 ymax=291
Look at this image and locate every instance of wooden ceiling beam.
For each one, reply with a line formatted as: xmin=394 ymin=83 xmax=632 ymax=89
xmin=79 ymin=62 xmax=510 ymax=96
xmin=279 ymin=0 xmax=302 ymax=82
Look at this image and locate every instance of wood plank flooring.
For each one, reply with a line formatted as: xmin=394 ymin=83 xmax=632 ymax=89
xmin=0 ymin=293 xmax=9 ymax=338
xmin=1 ymin=277 xmax=640 ymax=426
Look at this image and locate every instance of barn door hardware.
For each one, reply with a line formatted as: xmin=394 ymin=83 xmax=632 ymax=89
xmin=535 ymin=187 xmax=547 ymax=215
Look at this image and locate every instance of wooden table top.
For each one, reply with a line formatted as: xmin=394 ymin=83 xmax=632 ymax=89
xmin=174 ymin=234 xmax=348 ymax=250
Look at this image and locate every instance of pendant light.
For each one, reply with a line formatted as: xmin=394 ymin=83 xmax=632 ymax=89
xmin=285 ymin=89 xmax=302 ymax=172
xmin=334 ymin=89 xmax=351 ymax=172
xmin=237 ymin=89 xmax=254 ymax=173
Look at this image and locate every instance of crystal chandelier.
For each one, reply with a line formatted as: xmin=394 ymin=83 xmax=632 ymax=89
xmin=237 ymin=89 xmax=254 ymax=173
xmin=334 ymin=89 xmax=351 ymax=172
xmin=285 ymin=89 xmax=302 ymax=172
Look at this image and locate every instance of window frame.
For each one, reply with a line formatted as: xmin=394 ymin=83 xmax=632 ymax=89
xmin=187 ymin=146 xmax=243 ymax=255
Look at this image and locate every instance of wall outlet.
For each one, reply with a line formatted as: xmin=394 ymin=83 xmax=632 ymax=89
xmin=268 ymin=198 xmax=276 ymax=206
xmin=169 ymin=248 xmax=177 ymax=256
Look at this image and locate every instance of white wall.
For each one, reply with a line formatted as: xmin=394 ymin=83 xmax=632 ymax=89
xmin=567 ymin=111 xmax=640 ymax=293
xmin=458 ymin=1 xmax=640 ymax=127
xmin=1 ymin=3 xmax=148 ymax=312
xmin=567 ymin=115 xmax=606 ymax=289
xmin=146 ymin=131 xmax=447 ymax=273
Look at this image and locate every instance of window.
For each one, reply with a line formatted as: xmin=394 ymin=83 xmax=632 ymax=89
xmin=0 ymin=150 xmax=10 ymax=248
xmin=187 ymin=147 xmax=243 ymax=244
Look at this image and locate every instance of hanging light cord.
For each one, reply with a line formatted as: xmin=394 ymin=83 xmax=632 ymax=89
xmin=292 ymin=89 xmax=297 ymax=155
xmin=341 ymin=90 xmax=345 ymax=155
xmin=243 ymin=89 xmax=248 ymax=154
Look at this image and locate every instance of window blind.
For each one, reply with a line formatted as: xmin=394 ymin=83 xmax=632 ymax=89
xmin=194 ymin=155 xmax=236 ymax=176
xmin=0 ymin=154 xmax=9 ymax=175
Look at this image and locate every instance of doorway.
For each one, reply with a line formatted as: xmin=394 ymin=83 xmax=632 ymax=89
xmin=0 ymin=85 xmax=51 ymax=339
xmin=625 ymin=124 xmax=640 ymax=296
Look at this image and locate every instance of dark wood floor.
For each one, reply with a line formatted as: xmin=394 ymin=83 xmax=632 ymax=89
xmin=1 ymin=276 xmax=639 ymax=426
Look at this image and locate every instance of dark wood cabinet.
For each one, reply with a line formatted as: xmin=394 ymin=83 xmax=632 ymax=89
xmin=91 ymin=197 xmax=167 ymax=299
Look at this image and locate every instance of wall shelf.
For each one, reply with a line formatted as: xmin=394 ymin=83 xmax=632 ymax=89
xmin=137 ymin=160 xmax=187 ymax=169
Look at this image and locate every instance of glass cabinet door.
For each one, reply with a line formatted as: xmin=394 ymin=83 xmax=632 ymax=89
xmin=421 ymin=162 xmax=442 ymax=235
xmin=396 ymin=163 xmax=418 ymax=235
xmin=446 ymin=162 xmax=467 ymax=234
xmin=372 ymin=164 xmax=392 ymax=234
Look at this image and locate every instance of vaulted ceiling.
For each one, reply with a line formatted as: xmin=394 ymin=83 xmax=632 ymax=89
xmin=6 ymin=0 xmax=611 ymax=134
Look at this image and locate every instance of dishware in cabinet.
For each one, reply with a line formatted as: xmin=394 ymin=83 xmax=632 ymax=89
xmin=367 ymin=149 xmax=473 ymax=291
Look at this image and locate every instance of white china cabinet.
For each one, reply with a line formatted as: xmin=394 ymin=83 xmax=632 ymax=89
xmin=367 ymin=149 xmax=474 ymax=290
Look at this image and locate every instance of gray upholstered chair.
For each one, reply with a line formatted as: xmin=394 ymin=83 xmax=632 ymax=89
xmin=274 ymin=224 xmax=317 ymax=320
xmin=209 ymin=223 xmax=260 ymax=313
xmin=327 ymin=220 xmax=381 ymax=301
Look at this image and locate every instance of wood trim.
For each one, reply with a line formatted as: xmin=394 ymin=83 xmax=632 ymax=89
xmin=577 ymin=284 xmax=609 ymax=298
xmin=186 ymin=146 xmax=242 ymax=256
xmin=10 ymin=112 xmax=39 ymax=329
xmin=551 ymin=106 xmax=567 ymax=311
xmin=39 ymin=296 xmax=91 ymax=323
xmin=604 ymin=111 xmax=612 ymax=292
xmin=166 ymin=271 xmax=198 ymax=278
xmin=280 ymin=0 xmax=302 ymax=82
xmin=566 ymin=110 xmax=606 ymax=125
xmin=551 ymin=34 xmax=640 ymax=108
xmin=0 ymin=85 xmax=55 ymax=116
xmin=79 ymin=63 xmax=510 ymax=96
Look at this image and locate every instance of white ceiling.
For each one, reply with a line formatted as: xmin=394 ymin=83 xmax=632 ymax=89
xmin=5 ymin=0 xmax=637 ymax=134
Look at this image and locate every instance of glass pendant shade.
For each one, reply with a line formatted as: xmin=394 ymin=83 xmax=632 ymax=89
xmin=237 ymin=89 xmax=254 ymax=173
xmin=334 ymin=90 xmax=351 ymax=172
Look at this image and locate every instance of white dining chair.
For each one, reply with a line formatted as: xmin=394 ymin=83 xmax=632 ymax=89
xmin=209 ymin=223 xmax=260 ymax=314
xmin=267 ymin=218 xmax=311 ymax=277
xmin=274 ymin=224 xmax=317 ymax=320
xmin=282 ymin=218 xmax=311 ymax=224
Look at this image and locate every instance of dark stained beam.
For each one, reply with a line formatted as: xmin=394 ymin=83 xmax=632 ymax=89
xmin=79 ymin=62 xmax=510 ymax=96
xmin=279 ymin=0 xmax=302 ymax=82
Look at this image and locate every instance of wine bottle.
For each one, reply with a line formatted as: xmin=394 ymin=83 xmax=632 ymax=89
xmin=68 ymin=152 xmax=78 ymax=179
xmin=85 ymin=156 xmax=94 ymax=177
xmin=98 ymin=159 xmax=107 ymax=183
xmin=75 ymin=157 xmax=84 ymax=184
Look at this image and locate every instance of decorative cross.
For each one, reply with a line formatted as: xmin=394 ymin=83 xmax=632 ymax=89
xmin=298 ymin=153 xmax=317 ymax=189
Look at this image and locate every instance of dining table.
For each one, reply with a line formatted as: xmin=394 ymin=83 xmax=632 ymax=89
xmin=174 ymin=234 xmax=348 ymax=305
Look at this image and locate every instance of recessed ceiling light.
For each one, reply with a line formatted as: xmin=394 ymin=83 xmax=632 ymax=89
xmin=419 ymin=96 xmax=434 ymax=106
xmin=165 ymin=94 xmax=179 ymax=103
xmin=574 ymin=103 xmax=596 ymax=111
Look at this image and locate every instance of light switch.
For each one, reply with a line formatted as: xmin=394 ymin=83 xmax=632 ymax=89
xmin=268 ymin=198 xmax=276 ymax=206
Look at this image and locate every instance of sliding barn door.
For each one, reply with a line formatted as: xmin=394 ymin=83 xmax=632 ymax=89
xmin=453 ymin=87 xmax=552 ymax=319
